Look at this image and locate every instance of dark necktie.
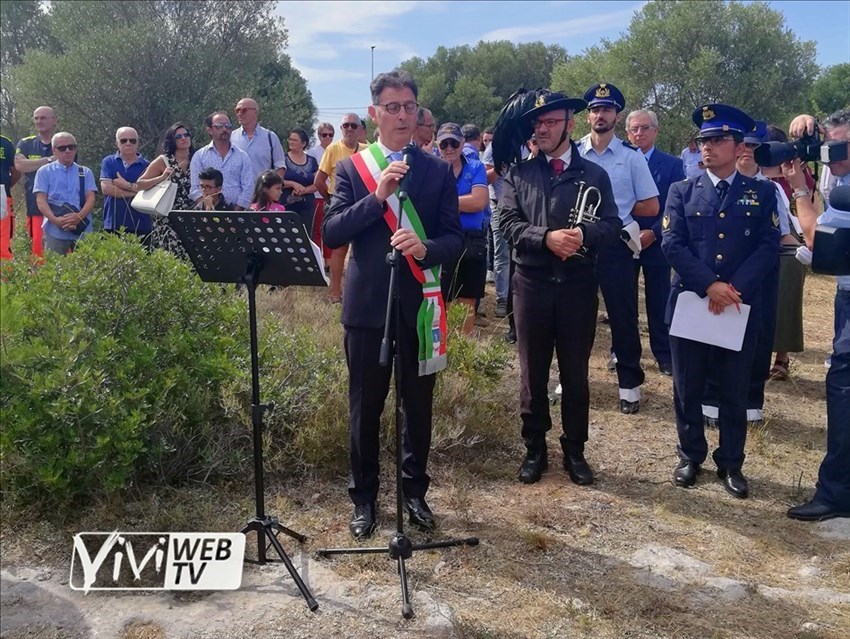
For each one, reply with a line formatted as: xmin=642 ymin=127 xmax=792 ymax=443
xmin=716 ymin=179 xmax=729 ymax=202
xmin=549 ymin=158 xmax=565 ymax=177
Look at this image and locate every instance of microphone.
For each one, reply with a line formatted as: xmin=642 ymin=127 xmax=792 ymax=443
xmin=397 ymin=143 xmax=416 ymax=201
xmin=829 ymin=185 xmax=850 ymax=212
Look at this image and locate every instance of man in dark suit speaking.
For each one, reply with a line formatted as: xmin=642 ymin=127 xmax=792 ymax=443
xmin=323 ymin=70 xmax=463 ymax=540
xmin=626 ymin=109 xmax=686 ymax=376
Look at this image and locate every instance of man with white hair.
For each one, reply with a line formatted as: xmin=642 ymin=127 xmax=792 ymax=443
xmin=99 ymin=126 xmax=151 ymax=244
xmin=33 ymin=132 xmax=96 ymax=254
xmin=231 ymin=97 xmax=286 ymax=179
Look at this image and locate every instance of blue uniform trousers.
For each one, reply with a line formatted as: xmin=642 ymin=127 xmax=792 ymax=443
xmin=815 ymin=289 xmax=850 ymax=510
xmin=597 ymin=240 xmax=645 ymax=391
xmin=633 ymin=241 xmax=672 ymax=368
xmin=671 ymin=318 xmax=759 ymax=470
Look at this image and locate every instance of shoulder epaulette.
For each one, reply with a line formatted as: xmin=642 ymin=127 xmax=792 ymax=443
xmin=622 ymin=140 xmax=639 ymax=151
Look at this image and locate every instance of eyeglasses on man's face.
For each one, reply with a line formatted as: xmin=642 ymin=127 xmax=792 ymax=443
xmin=234 ymin=107 xmax=256 ymax=115
xmin=55 ymin=144 xmax=77 ymax=152
xmin=119 ymin=138 xmax=137 ymax=145
xmin=628 ymin=125 xmax=655 ymax=133
xmin=532 ymin=117 xmax=566 ymax=130
xmin=697 ymin=135 xmax=734 ymax=147
xmin=375 ymin=101 xmax=419 ymax=115
xmin=341 ymin=122 xmax=360 ymax=130
xmin=211 ymin=122 xmax=233 ymax=130
xmin=319 ymin=132 xmax=334 ymax=138
xmin=438 ymin=139 xmax=460 ymax=150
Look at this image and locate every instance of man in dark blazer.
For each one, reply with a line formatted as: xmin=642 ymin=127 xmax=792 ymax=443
xmin=323 ymin=70 xmax=463 ymax=540
xmin=661 ymin=104 xmax=779 ymax=499
xmin=626 ymin=109 xmax=686 ymax=375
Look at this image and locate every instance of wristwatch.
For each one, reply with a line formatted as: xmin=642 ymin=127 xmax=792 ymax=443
xmin=791 ymin=187 xmax=812 ymax=200
xmin=414 ymin=245 xmax=428 ymax=262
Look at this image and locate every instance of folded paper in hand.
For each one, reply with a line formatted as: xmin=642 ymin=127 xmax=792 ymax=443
xmin=132 ymin=180 xmax=177 ymax=217
xmin=669 ymin=291 xmax=751 ymax=351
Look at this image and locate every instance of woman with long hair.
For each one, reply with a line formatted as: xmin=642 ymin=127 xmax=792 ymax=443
xmin=282 ymin=127 xmax=318 ymax=230
xmin=137 ymin=122 xmax=195 ymax=259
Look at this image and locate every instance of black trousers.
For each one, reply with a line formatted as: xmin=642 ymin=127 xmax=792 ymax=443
xmin=513 ymin=265 xmax=598 ymax=454
xmin=344 ymin=323 xmax=435 ymax=505
xmin=597 ymin=240 xmax=645 ymax=392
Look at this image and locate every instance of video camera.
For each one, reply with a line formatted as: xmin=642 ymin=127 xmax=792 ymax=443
xmin=754 ymin=129 xmax=849 ymax=167
xmin=812 ymin=185 xmax=850 ymax=276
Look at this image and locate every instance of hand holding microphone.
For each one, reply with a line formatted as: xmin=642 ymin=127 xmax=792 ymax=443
xmin=376 ymin=144 xmax=416 ymax=203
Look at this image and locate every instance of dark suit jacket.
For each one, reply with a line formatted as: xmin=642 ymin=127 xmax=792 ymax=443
xmin=661 ymin=171 xmax=780 ymax=324
xmin=322 ymin=146 xmax=464 ymax=329
xmin=643 ymin=148 xmax=686 ymax=240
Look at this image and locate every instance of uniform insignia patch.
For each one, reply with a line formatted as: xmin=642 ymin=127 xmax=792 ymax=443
xmin=772 ymin=212 xmax=779 ymax=228
xmin=662 ymin=215 xmax=670 ymax=231
xmin=535 ymin=95 xmax=546 ymax=108
xmin=702 ymin=106 xmax=715 ymax=120
xmin=596 ymin=84 xmax=610 ymax=98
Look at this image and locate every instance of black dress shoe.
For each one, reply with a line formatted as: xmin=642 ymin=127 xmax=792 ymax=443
xmin=717 ymin=468 xmax=749 ymax=498
xmin=619 ymin=399 xmax=640 ymax=414
xmin=504 ymin=330 xmax=517 ymax=344
xmin=658 ymin=362 xmax=673 ymax=376
xmin=703 ymin=415 xmax=719 ymax=429
xmin=403 ymin=496 xmax=436 ymax=531
xmin=672 ymin=460 xmax=700 ymax=487
xmin=518 ymin=450 xmax=548 ymax=484
xmin=563 ymin=452 xmax=594 ymax=485
xmin=787 ymin=499 xmax=850 ymax=521
xmin=349 ymin=502 xmax=377 ymax=540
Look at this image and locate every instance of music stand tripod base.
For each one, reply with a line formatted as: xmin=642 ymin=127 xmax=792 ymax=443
xmin=171 ymin=210 xmax=327 ymax=612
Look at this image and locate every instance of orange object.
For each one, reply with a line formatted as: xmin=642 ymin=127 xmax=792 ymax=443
xmin=0 ymin=196 xmax=13 ymax=260
xmin=25 ymin=215 xmax=44 ymax=260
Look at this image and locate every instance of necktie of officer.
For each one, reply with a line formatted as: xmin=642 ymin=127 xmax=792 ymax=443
xmin=549 ymin=158 xmax=565 ymax=177
xmin=716 ymin=179 xmax=729 ymax=202
xmin=388 ymin=151 xmax=403 ymax=163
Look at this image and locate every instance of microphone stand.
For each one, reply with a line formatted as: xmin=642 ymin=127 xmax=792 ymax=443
xmin=317 ymin=147 xmax=478 ymax=619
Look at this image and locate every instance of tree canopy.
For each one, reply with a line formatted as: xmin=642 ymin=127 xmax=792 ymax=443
xmin=550 ymin=0 xmax=818 ymax=151
xmin=810 ymin=63 xmax=850 ymax=118
xmin=399 ymin=41 xmax=568 ymax=129
xmin=2 ymin=0 xmax=315 ymax=168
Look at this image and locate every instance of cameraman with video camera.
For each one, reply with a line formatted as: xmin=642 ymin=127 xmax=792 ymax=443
xmin=780 ymin=108 xmax=850 ymax=521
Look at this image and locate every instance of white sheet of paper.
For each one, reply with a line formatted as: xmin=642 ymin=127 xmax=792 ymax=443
xmin=309 ymin=238 xmax=330 ymax=285
xmin=669 ymin=291 xmax=751 ymax=352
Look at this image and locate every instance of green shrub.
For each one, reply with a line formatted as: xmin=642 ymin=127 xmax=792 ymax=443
xmin=0 ymin=234 xmax=251 ymax=508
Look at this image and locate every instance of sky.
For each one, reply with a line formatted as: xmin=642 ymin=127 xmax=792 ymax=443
xmin=274 ymin=0 xmax=850 ymax=130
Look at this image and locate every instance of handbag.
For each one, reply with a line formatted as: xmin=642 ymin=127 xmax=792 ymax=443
xmin=132 ymin=179 xmax=177 ymax=217
xmin=48 ymin=167 xmax=92 ymax=234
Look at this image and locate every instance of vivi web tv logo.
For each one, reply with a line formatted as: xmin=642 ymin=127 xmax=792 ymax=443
xmin=70 ymin=532 xmax=245 ymax=593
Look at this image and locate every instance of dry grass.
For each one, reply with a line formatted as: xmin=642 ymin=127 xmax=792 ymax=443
xmin=2 ymin=272 xmax=848 ymax=639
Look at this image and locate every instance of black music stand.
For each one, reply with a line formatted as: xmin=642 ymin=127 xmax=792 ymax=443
xmin=171 ymin=210 xmax=326 ymax=611
xmin=314 ymin=187 xmax=479 ymax=619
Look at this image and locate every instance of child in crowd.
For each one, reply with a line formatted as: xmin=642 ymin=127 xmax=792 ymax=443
xmin=249 ymin=170 xmax=286 ymax=212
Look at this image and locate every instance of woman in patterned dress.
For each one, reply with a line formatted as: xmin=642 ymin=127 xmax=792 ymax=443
xmin=136 ymin=122 xmax=194 ymax=259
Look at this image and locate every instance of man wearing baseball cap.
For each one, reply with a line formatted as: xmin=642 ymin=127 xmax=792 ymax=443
xmin=498 ymin=90 xmax=621 ymax=486
xmin=661 ymin=104 xmax=780 ymax=499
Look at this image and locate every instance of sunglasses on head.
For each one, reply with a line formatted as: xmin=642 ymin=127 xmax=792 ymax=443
xmin=119 ymin=138 xmax=137 ymax=145
xmin=174 ymin=132 xmax=191 ymax=140
xmin=438 ymin=139 xmax=460 ymax=150
xmin=341 ymin=122 xmax=360 ymax=130
xmin=56 ymin=144 xmax=77 ymax=152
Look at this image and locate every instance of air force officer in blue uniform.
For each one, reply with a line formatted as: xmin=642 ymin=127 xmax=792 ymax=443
xmin=626 ymin=109 xmax=685 ymax=375
xmin=661 ymin=104 xmax=780 ymax=499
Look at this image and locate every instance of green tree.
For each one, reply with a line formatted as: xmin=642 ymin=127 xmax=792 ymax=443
xmin=7 ymin=0 xmax=315 ymax=170
xmin=551 ymin=0 xmax=818 ymax=153
xmin=400 ymin=41 xmax=568 ymax=128
xmin=810 ymin=63 xmax=850 ymax=118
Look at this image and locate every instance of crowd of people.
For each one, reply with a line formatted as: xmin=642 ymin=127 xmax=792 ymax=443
xmin=1 ymin=71 xmax=847 ymax=538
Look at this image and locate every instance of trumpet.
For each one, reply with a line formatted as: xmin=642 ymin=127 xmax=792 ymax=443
xmin=567 ymin=181 xmax=602 ymax=228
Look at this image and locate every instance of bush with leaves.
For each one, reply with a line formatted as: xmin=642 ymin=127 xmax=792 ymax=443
xmin=0 ymin=234 xmax=256 ymax=508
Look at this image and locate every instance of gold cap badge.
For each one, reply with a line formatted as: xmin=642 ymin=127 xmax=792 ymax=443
xmin=702 ymin=106 xmax=716 ymax=120
xmin=535 ymin=95 xmax=546 ymax=108
xmin=595 ymin=83 xmax=610 ymax=98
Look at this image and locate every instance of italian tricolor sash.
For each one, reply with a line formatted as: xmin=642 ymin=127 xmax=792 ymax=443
xmin=350 ymin=143 xmax=448 ymax=376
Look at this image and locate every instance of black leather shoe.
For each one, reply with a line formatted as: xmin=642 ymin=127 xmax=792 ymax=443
xmin=349 ymin=503 xmax=377 ymax=540
xmin=518 ymin=450 xmax=548 ymax=484
xmin=658 ymin=362 xmax=673 ymax=376
xmin=672 ymin=460 xmax=700 ymax=487
xmin=787 ymin=499 xmax=850 ymax=521
xmin=703 ymin=415 xmax=719 ymax=429
xmin=504 ymin=330 xmax=517 ymax=344
xmin=717 ymin=468 xmax=749 ymax=498
xmin=563 ymin=452 xmax=594 ymax=485
xmin=619 ymin=399 xmax=640 ymax=414
xmin=403 ymin=496 xmax=436 ymax=531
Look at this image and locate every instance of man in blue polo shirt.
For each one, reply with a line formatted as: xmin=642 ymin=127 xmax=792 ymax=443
xmin=33 ymin=132 xmax=96 ymax=255
xmin=100 ymin=126 xmax=151 ymax=244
